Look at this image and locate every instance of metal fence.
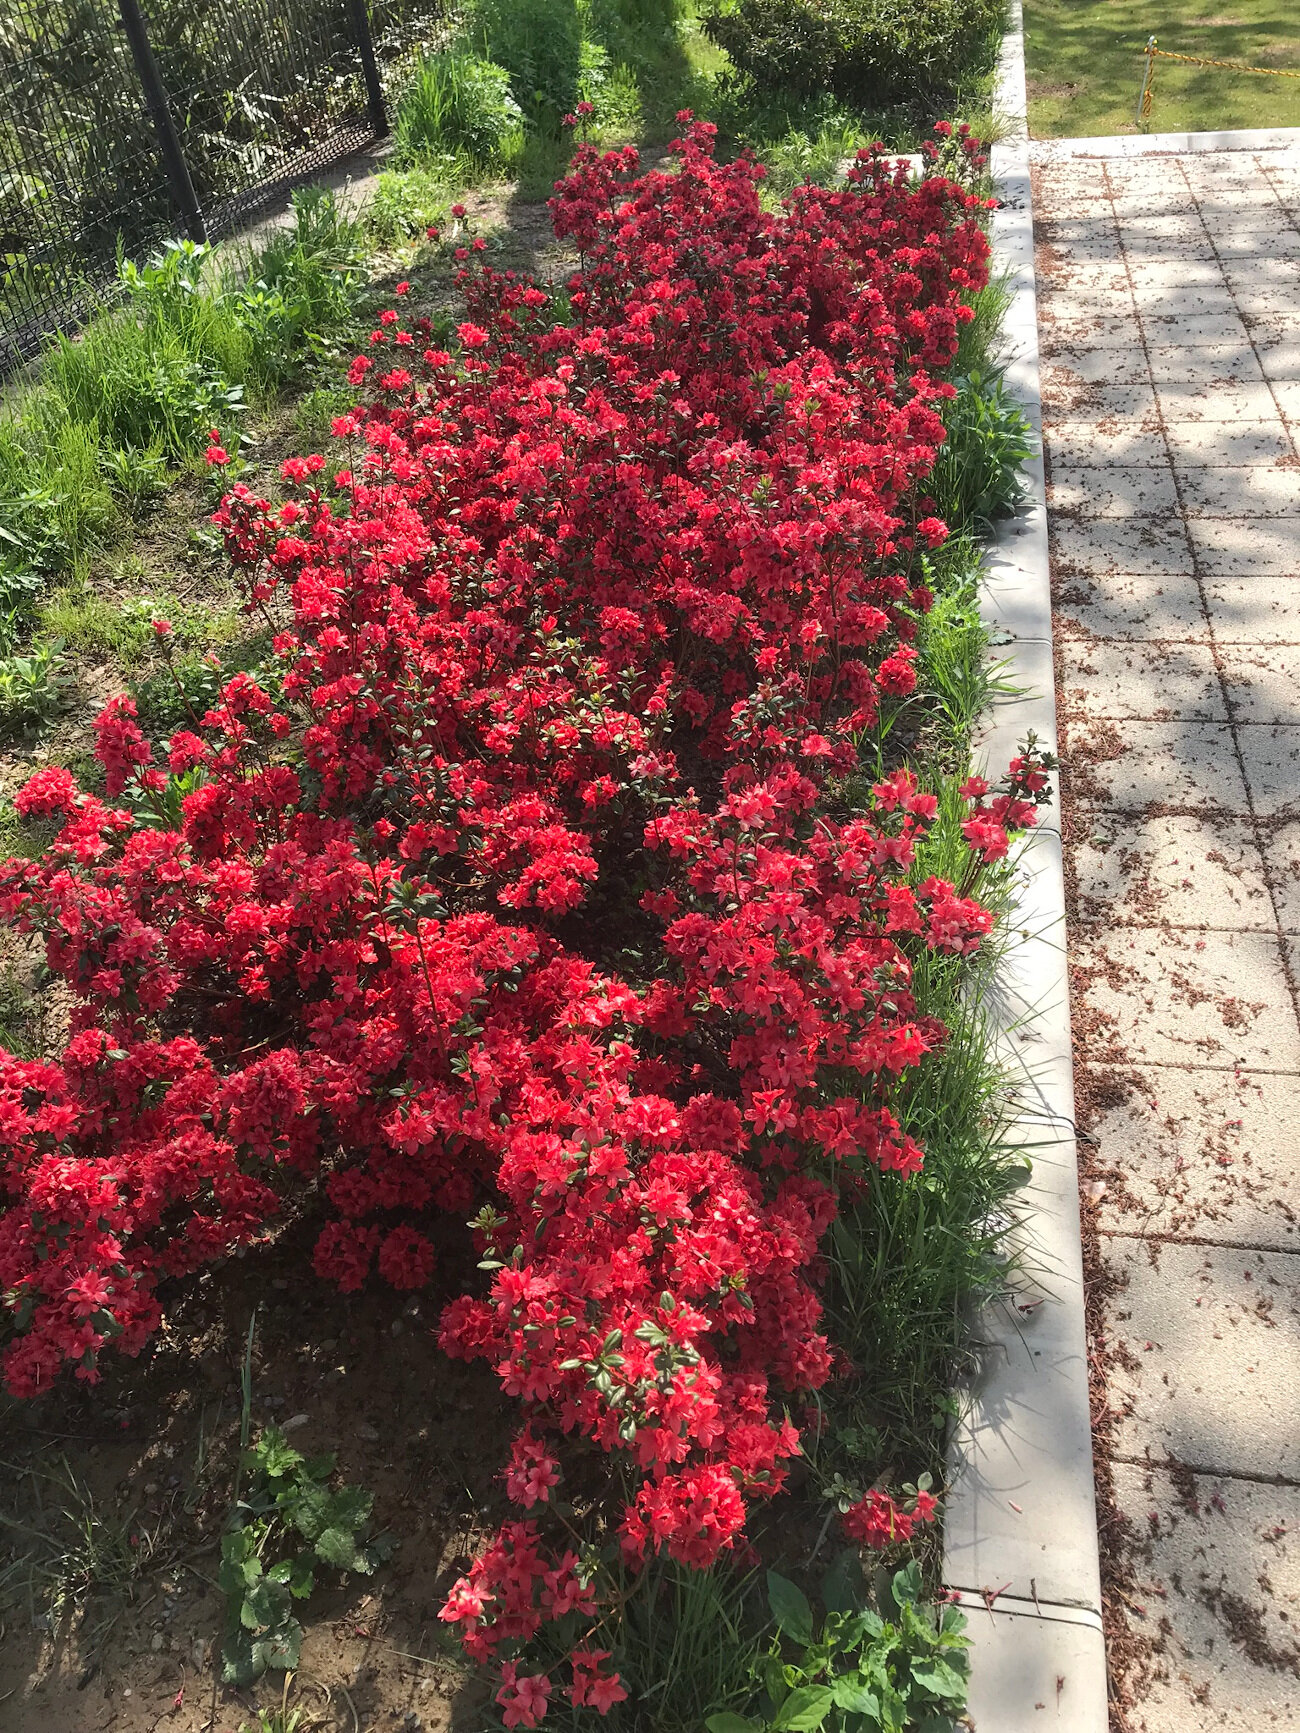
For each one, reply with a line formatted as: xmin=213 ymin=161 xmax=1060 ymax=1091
xmin=0 ymin=0 xmax=449 ymax=371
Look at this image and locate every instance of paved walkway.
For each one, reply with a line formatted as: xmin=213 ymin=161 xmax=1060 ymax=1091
xmin=1034 ymin=143 xmax=1300 ymax=1729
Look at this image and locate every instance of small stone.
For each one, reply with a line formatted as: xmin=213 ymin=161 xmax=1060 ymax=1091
xmin=151 ymin=1632 xmax=164 ymax=1652
xmin=357 ymin=1422 xmax=380 ymax=1442
xmin=282 ymin=1413 xmax=310 ymax=1432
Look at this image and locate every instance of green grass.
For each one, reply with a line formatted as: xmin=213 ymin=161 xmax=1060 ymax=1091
xmin=1025 ymin=0 xmax=1300 ymax=138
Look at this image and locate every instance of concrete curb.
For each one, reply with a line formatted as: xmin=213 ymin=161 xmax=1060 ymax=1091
xmin=1031 ymin=124 xmax=1300 ymax=160
xmin=940 ymin=6 xmax=1108 ymax=1729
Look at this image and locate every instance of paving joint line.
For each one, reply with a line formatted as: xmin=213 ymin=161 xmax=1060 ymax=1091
xmin=1100 ymin=155 xmax=1300 ymax=1046
xmin=1097 ymin=1226 xmax=1300 ymax=1254
xmin=1110 ymin=1451 xmax=1300 ymax=1489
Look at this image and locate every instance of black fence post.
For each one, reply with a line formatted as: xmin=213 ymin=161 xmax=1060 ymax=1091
xmin=117 ymin=0 xmax=208 ymax=244
xmin=348 ymin=0 xmax=390 ymax=139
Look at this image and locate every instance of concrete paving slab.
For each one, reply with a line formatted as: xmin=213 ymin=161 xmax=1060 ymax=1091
xmin=1043 ymin=422 xmax=1169 ymax=466
xmin=1057 ymin=640 xmax=1225 ymax=721
xmin=1222 ymin=646 xmax=1300 ymax=724
xmin=1038 ymin=311 xmax=1140 ymax=352
xmin=1214 ymin=227 xmax=1300 ymax=258
xmin=1186 ymin=517 xmax=1300 ymax=574
xmin=1235 ymin=725 xmax=1300 ymax=817
xmin=1260 ymin=821 xmax=1300 ymax=932
xmin=1126 ymin=262 xmax=1230 ymax=293
xmin=1255 ymin=335 xmax=1300 ymax=378
xmin=1234 ymin=291 xmax=1300 ymax=323
xmin=1144 ymin=343 xmax=1266 ymax=383
xmin=1049 ymin=518 xmax=1191 ymax=577
xmin=1141 ymin=312 xmax=1252 ymax=345
xmin=1035 ymin=264 xmax=1131 ymax=300
xmin=1083 ymin=1062 xmax=1300 ymax=1247
xmin=1204 ymin=577 xmax=1300 ymax=644
xmin=1036 ymin=381 xmax=1159 ymax=425
xmin=1156 ymin=382 xmax=1282 ymax=423
xmin=1223 ymin=257 xmax=1300 ymax=290
xmin=1268 ymin=380 xmax=1300 ymax=424
xmin=1062 ymin=719 xmax=1250 ymax=814
xmin=1041 ymin=350 xmax=1151 ymax=388
xmin=1053 ymin=573 xmax=1207 ymax=641
xmin=1069 ymin=925 xmax=1300 ymax=1070
xmin=1105 ymin=1237 xmax=1300 ymax=1480
xmin=1160 ymin=421 xmax=1294 ymax=464
xmin=1070 ymin=811 xmax=1270 ymax=930
xmin=1110 ymin=1463 xmax=1300 ymax=1733
xmin=960 ymin=1605 xmax=1108 ymax=1733
xmin=1173 ymin=465 xmax=1300 ymax=518
xmin=1128 ymin=286 xmax=1239 ymax=320
xmin=1046 ymin=465 xmax=1180 ymax=517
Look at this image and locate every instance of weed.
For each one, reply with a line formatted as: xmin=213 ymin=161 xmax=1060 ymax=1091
xmin=235 ymin=187 xmax=367 ymax=383
xmin=99 ymin=439 xmax=170 ymax=516
xmin=218 ymin=1424 xmax=390 ymax=1685
xmin=471 ymin=0 xmax=585 ymax=127
xmin=239 ymin=1674 xmax=313 ymax=1733
xmin=708 ymin=1557 xmax=971 ymax=1731
xmin=0 ymin=961 xmax=45 ymax=1057
xmin=0 ymin=640 xmax=70 ymax=737
xmin=0 ymin=1456 xmax=164 ymax=1651
xmin=930 ymin=368 xmax=1034 ymax=533
xmin=366 ymin=165 xmax=453 ymax=247
xmin=395 ymin=49 xmax=524 ymax=166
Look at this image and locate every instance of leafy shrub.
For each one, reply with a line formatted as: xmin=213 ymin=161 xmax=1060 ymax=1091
xmin=470 ymin=0 xmax=584 ymax=123
xmin=395 ymin=49 xmax=524 ymax=164
xmin=707 ymin=0 xmax=1004 ymax=106
xmin=0 ymin=122 xmax=1051 ymax=1715
xmin=220 ymin=1425 xmax=387 ymax=1685
xmin=709 ymin=1554 xmax=971 ymax=1732
xmin=929 ymin=369 xmax=1034 ymax=532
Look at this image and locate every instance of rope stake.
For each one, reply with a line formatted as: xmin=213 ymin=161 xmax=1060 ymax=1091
xmin=1138 ymin=38 xmax=1300 ymax=125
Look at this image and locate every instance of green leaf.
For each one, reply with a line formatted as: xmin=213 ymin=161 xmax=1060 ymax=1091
xmin=770 ymin=1685 xmax=835 ymax=1730
xmin=821 ymin=1546 xmax=865 ymax=1616
xmin=890 ymin=1560 xmax=922 ymax=1610
xmin=252 ymin=1426 xmax=304 ymax=1480
xmin=831 ymin=1677 xmax=880 ymax=1714
xmin=314 ymin=1524 xmax=370 ymax=1571
xmin=908 ymin=1659 xmax=967 ymax=1701
xmin=288 ymin=1551 xmax=316 ymax=1598
xmin=259 ymin=1617 xmax=303 ymax=1673
xmin=705 ymin=1716 xmax=763 ymax=1733
xmin=767 ymin=1571 xmax=815 ymax=1646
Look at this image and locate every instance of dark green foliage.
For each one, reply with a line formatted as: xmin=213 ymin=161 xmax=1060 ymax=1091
xmin=706 ymin=1558 xmax=971 ymax=1731
xmin=930 ymin=369 xmax=1034 ymax=533
xmin=394 ymin=50 xmax=524 ymax=164
xmin=219 ymin=1425 xmax=390 ymax=1687
xmin=706 ymin=0 xmax=1003 ymax=107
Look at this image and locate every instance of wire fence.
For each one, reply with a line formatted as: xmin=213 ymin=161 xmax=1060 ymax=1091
xmin=0 ymin=0 xmax=450 ymax=372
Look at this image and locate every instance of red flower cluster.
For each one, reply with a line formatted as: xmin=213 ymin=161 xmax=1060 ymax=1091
xmin=0 ymin=121 xmax=1048 ymax=1711
xmin=841 ymin=1484 xmax=940 ymax=1549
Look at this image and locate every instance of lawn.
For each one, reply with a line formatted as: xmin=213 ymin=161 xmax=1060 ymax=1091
xmin=1024 ymin=0 xmax=1300 ymax=138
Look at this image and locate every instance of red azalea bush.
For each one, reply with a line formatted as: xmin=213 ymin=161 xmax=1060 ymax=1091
xmin=0 ymin=119 xmax=1050 ymax=1714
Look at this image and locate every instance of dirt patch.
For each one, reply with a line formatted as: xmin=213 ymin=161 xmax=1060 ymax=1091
xmin=0 ymin=1217 xmax=510 ymax=1733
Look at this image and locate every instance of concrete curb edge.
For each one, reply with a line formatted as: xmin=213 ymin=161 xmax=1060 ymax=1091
xmin=940 ymin=6 xmax=1109 ymax=1730
xmin=1031 ymin=124 xmax=1300 ymax=161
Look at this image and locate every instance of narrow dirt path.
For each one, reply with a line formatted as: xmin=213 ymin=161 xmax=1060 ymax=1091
xmin=1034 ymin=140 xmax=1300 ymax=1730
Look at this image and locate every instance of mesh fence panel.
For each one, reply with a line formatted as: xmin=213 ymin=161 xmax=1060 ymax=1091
xmin=0 ymin=0 xmax=450 ymax=372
